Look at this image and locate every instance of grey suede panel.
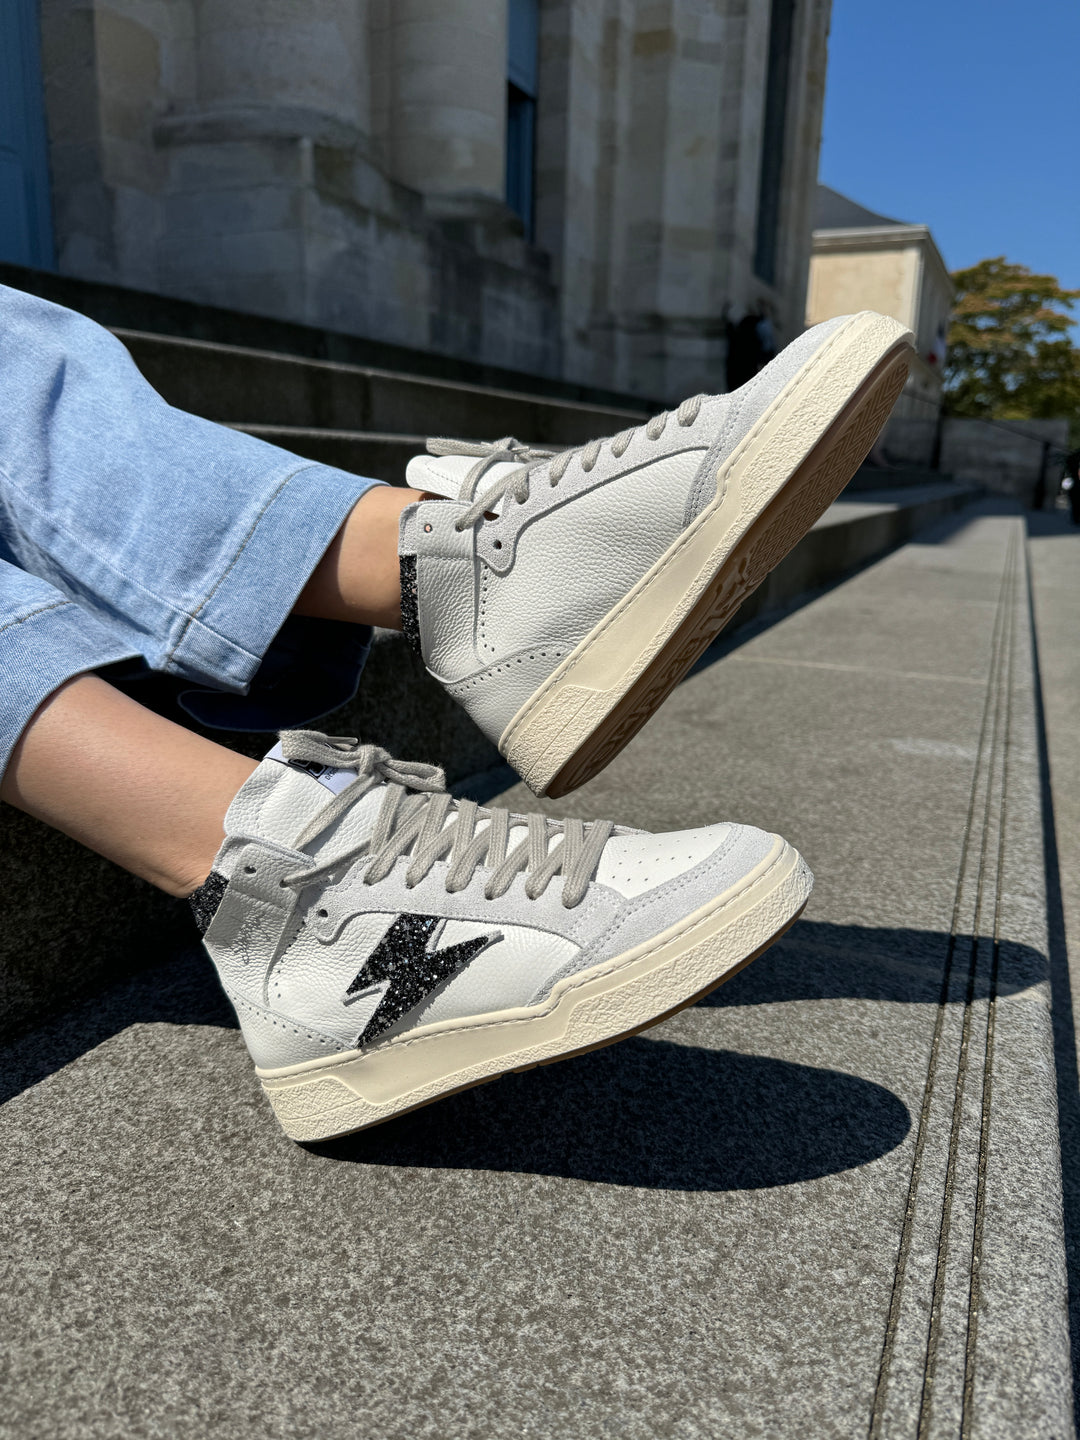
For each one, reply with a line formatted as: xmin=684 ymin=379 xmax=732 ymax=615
xmin=530 ymin=826 xmax=776 ymax=1003
xmin=683 ymin=314 xmax=853 ymax=524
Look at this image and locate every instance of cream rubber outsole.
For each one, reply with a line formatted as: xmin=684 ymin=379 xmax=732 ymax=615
xmin=501 ymin=310 xmax=914 ymax=798
xmin=257 ymin=836 xmax=811 ymax=1142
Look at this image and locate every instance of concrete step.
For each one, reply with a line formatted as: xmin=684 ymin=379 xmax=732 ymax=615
xmin=115 ymin=329 xmax=647 ymax=444
xmin=0 ymin=480 xmax=980 ymax=1045
xmin=1 ymin=501 xmax=1071 ymax=1437
xmin=476 ymin=501 xmax=1071 ymax=1436
xmin=848 ymin=461 xmax=955 ymax=492
xmin=231 ymin=426 xmax=427 ymax=484
xmin=229 ymin=428 xmax=963 ymax=496
xmin=1 ymin=260 xmax=653 ymax=414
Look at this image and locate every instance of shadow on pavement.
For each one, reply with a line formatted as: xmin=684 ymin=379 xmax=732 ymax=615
xmin=2 ymin=906 xmax=1048 ymax=1192
xmin=311 ymin=1034 xmax=910 ymax=1191
xmin=703 ymin=918 xmax=1041 ymax=1008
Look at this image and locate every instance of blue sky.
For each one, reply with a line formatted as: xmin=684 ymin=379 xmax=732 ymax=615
xmin=819 ymin=0 xmax=1080 ymax=324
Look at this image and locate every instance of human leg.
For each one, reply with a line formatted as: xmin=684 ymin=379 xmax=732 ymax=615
xmin=293 ymin=481 xmax=429 ymax=630
xmin=1 ymin=674 xmax=255 ymax=896
xmin=0 ymin=467 xmax=437 ymax=897
xmin=0 ymin=284 xmax=391 ymax=733
xmin=1 ymin=660 xmax=811 ymax=1140
xmin=0 ymin=287 xmax=438 ymax=895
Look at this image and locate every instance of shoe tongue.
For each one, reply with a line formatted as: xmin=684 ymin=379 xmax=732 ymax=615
xmin=405 ymin=451 xmax=524 ymax=511
xmin=224 ymin=741 xmax=383 ymax=852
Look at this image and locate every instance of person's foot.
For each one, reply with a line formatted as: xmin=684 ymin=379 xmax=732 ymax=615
xmin=399 ymin=310 xmax=913 ymax=797
xmin=191 ymin=732 xmax=812 ymax=1142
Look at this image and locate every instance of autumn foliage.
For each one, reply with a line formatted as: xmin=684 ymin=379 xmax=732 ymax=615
xmin=944 ymin=259 xmax=1080 ymax=438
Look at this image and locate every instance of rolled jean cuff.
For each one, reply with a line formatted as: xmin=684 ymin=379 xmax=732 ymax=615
xmin=0 ymin=601 xmax=139 ymax=779
xmin=162 ymin=464 xmax=385 ymax=693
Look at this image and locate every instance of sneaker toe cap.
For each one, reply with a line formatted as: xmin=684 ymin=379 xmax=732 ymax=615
xmin=596 ymin=821 xmax=775 ymax=899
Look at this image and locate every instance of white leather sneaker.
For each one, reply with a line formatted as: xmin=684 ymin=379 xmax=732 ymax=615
xmin=400 ymin=310 xmax=912 ymax=797
xmin=191 ymin=731 xmax=812 ymax=1142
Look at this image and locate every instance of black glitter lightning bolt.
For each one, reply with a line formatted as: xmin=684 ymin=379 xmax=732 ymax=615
xmin=346 ymin=913 xmax=501 ymax=1047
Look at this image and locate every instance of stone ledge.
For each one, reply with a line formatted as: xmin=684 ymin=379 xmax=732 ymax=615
xmin=114 ymin=329 xmax=647 ymax=440
xmin=0 ymin=263 xmax=655 ymax=413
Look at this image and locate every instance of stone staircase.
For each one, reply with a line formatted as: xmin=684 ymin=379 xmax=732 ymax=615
xmin=3 ymin=271 xmax=1073 ymax=1437
xmin=3 ymin=499 xmax=1074 ymax=1439
xmin=112 ymin=325 xmax=647 ymax=487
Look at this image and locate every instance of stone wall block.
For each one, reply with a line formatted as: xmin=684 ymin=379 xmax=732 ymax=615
xmin=389 ymin=1 xmax=508 ymax=199
xmin=96 ymin=8 xmax=161 ymax=150
xmin=36 ymin=0 xmax=832 ymax=398
xmin=194 ymin=1 xmax=368 ymax=129
xmin=161 ymin=183 xmax=300 ymax=240
xmin=940 ymin=418 xmax=1069 ymax=501
xmin=165 ymin=139 xmax=305 ymax=193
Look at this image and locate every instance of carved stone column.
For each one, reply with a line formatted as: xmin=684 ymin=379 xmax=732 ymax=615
xmin=388 ymin=0 xmax=508 ymax=201
xmin=193 ymin=0 xmax=369 ymax=135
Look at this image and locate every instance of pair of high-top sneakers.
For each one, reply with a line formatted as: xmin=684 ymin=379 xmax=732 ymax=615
xmin=191 ymin=311 xmax=913 ymax=1141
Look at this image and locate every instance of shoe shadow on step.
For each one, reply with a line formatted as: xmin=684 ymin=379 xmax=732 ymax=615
xmin=11 ymin=904 xmax=1036 ymax=1194
xmin=0 ymin=939 xmax=912 ymax=1192
xmin=313 ymin=1037 xmax=911 ymax=1192
xmin=700 ymin=918 xmax=1041 ymax=1009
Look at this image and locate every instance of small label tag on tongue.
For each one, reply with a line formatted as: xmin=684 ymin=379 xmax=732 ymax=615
xmin=264 ymin=740 xmax=356 ymax=796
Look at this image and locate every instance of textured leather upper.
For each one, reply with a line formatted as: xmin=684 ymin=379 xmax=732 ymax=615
xmin=200 ymin=748 xmax=778 ymax=1069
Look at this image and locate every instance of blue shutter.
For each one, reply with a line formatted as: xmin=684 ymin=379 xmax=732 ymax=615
xmin=0 ymin=0 xmax=55 ymax=268
xmin=508 ymin=0 xmax=539 ymax=98
xmin=506 ymin=0 xmax=539 ymax=238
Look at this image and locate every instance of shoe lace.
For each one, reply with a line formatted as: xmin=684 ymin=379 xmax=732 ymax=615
xmin=277 ymin=732 xmax=613 ymax=909
xmin=429 ymin=393 xmax=706 ymax=533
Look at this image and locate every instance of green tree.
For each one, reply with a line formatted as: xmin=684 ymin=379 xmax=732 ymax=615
xmin=944 ymin=258 xmax=1080 ymax=433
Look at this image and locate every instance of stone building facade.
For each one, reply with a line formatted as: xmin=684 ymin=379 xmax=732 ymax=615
xmin=806 ymin=185 xmax=953 ymax=460
xmin=6 ymin=0 xmax=832 ymax=401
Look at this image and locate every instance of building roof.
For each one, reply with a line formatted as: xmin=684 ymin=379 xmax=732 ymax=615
xmin=814 ymin=184 xmax=907 ymax=231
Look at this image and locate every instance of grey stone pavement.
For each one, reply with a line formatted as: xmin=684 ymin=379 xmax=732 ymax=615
xmin=1028 ymin=507 xmax=1080 ymax=1428
xmin=2 ymin=501 xmax=1077 ymax=1438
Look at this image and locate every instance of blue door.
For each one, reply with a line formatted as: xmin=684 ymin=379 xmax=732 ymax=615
xmin=0 ymin=0 xmax=55 ymax=267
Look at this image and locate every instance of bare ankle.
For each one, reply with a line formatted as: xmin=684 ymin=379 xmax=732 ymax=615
xmin=294 ymin=485 xmax=430 ymax=628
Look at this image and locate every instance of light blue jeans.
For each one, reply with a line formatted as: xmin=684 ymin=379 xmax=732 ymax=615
xmin=0 ymin=285 xmax=385 ymax=778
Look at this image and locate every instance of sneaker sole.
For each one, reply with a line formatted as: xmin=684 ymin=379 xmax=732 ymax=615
xmin=500 ymin=311 xmax=913 ymax=798
xmin=257 ymin=836 xmax=811 ymax=1142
